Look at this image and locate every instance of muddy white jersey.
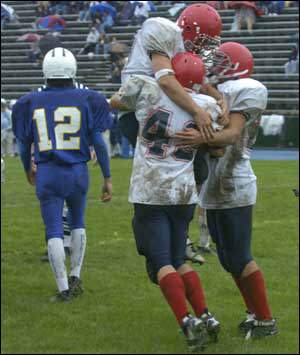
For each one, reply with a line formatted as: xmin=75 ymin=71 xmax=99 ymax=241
xmin=122 ymin=75 xmax=221 ymax=205
xmin=122 ymin=17 xmax=184 ymax=83
xmin=200 ymin=78 xmax=268 ymax=209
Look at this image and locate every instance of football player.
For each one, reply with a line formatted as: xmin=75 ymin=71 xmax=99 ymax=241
xmin=119 ymin=52 xmax=221 ymax=352
xmin=111 ymin=3 xmax=225 ymax=145
xmin=175 ymin=42 xmax=278 ymax=339
xmin=111 ymin=3 xmax=227 ymax=264
xmin=12 ymin=47 xmax=113 ymax=302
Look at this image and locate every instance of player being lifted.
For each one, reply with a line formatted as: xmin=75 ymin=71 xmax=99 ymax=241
xmin=12 ymin=48 xmax=113 ymax=302
xmin=175 ymin=42 xmax=278 ymax=339
xmin=118 ymin=52 xmax=222 ymax=351
xmin=110 ymin=3 xmax=228 ymax=264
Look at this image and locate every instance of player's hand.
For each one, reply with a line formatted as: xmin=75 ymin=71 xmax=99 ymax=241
xmin=193 ymin=109 xmax=214 ymax=142
xmin=26 ymin=169 xmax=36 ymax=186
xmin=101 ymin=178 xmax=112 ymax=202
xmin=174 ymin=128 xmax=204 ymax=147
xmin=217 ymin=99 xmax=230 ymax=126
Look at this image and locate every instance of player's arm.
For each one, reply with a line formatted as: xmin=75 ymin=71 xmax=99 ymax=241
xmin=151 ymin=53 xmax=214 ymax=141
xmin=200 ymin=83 xmax=230 ymax=127
xmin=91 ymin=131 xmax=112 ymax=202
xmin=16 ymin=140 xmax=35 ymax=185
xmin=110 ymin=94 xmax=131 ymax=111
xmin=174 ymin=113 xmax=246 ymax=147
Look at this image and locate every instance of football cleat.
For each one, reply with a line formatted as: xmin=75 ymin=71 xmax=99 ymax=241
xmin=181 ymin=314 xmax=209 ymax=352
xmin=68 ymin=276 xmax=84 ymax=297
xmin=199 ymin=310 xmax=221 ymax=343
xmin=245 ymin=318 xmax=278 ymax=340
xmin=238 ymin=311 xmax=255 ymax=334
xmin=186 ymin=241 xmax=205 ymax=265
xmin=50 ymin=289 xmax=73 ymax=303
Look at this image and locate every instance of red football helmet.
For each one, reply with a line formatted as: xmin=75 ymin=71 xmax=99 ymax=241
xmin=172 ymin=52 xmax=206 ymax=91
xmin=210 ymin=42 xmax=254 ymax=80
xmin=177 ymin=3 xmax=222 ymax=57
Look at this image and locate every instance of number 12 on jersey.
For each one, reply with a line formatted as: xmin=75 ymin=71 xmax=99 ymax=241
xmin=33 ymin=107 xmax=81 ymax=151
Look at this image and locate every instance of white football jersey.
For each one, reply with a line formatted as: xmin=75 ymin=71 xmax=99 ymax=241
xmin=122 ymin=17 xmax=184 ymax=83
xmin=120 ymin=75 xmax=221 ymax=205
xmin=200 ymin=78 xmax=268 ymax=209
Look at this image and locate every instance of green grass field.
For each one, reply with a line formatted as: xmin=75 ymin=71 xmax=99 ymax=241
xmin=1 ymin=157 xmax=299 ymax=354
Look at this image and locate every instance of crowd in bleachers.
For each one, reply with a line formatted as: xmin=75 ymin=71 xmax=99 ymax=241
xmin=1 ymin=1 xmax=299 ymax=159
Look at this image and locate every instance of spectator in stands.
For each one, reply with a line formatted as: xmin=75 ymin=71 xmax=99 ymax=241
xmin=110 ymin=57 xmax=124 ymax=83
xmin=78 ymin=26 xmax=100 ymax=55
xmin=98 ymin=9 xmax=114 ymax=33
xmin=133 ymin=1 xmax=149 ymax=25
xmin=38 ymin=31 xmax=62 ymax=57
xmin=77 ymin=1 xmax=90 ymax=21
xmin=95 ymin=32 xmax=110 ymax=58
xmin=28 ymin=40 xmax=42 ymax=65
xmin=1 ymin=99 xmax=14 ymax=157
xmin=229 ymin=1 xmax=261 ymax=34
xmin=37 ymin=1 xmax=50 ymax=16
xmin=49 ymin=1 xmax=69 ymax=15
xmin=118 ymin=1 xmax=137 ymax=25
xmin=284 ymin=44 xmax=299 ymax=75
xmin=1 ymin=2 xmax=19 ymax=29
xmin=260 ymin=1 xmax=285 ymax=15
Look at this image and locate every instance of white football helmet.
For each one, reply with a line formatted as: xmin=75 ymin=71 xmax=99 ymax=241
xmin=42 ymin=47 xmax=77 ymax=80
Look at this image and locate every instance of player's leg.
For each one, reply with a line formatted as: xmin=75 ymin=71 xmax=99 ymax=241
xmin=36 ymin=163 xmax=71 ymax=301
xmin=198 ymin=206 xmax=215 ymax=254
xmin=132 ymin=203 xmax=207 ymax=351
xmin=62 ymin=202 xmax=71 ymax=255
xmin=185 ymin=150 xmax=209 ymax=263
xmin=169 ymin=205 xmax=220 ymax=345
xmin=65 ymin=163 xmax=89 ymax=296
xmin=207 ymin=207 xmax=277 ymax=338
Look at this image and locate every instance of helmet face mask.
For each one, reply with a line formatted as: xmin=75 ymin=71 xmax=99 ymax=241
xmin=178 ymin=3 xmax=222 ymax=66
xmin=207 ymin=42 xmax=254 ymax=83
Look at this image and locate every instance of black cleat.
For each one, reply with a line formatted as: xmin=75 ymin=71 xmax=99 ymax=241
xmin=199 ymin=310 xmax=221 ymax=343
xmin=69 ymin=276 xmax=84 ymax=297
xmin=50 ymin=289 xmax=73 ymax=303
xmin=238 ymin=311 xmax=255 ymax=334
xmin=245 ymin=318 xmax=278 ymax=339
xmin=182 ymin=315 xmax=209 ymax=352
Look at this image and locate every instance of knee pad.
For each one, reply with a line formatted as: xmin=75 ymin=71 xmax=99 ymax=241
xmin=145 ymin=259 xmax=158 ymax=285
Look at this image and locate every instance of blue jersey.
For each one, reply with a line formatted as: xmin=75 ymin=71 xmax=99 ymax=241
xmin=12 ymin=87 xmax=112 ymax=165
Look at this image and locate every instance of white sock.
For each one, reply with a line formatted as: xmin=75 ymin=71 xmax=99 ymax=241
xmin=70 ymin=228 xmax=86 ymax=278
xmin=199 ymin=210 xmax=210 ymax=248
xmin=48 ymin=238 xmax=69 ymax=292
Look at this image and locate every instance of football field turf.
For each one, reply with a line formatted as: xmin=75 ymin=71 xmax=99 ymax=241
xmin=1 ymin=158 xmax=299 ymax=354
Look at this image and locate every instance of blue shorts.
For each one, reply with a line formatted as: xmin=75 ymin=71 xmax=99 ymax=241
xmin=132 ymin=204 xmax=196 ymax=273
xmin=36 ymin=162 xmax=89 ymax=240
xmin=206 ymin=205 xmax=253 ymax=276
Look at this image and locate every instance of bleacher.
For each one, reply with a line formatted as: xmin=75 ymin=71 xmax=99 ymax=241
xmin=1 ymin=0 xmax=299 ymax=122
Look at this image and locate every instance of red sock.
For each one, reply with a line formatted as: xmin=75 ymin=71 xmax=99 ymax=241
xmin=159 ymin=272 xmax=189 ymax=326
xmin=233 ymin=276 xmax=255 ymax=314
xmin=181 ymin=271 xmax=207 ymax=317
xmin=240 ymin=270 xmax=272 ymax=320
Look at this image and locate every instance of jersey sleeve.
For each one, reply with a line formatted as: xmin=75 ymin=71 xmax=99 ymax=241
xmin=12 ymin=96 xmax=34 ymax=144
xmin=141 ymin=18 xmax=184 ymax=59
xmin=87 ymin=92 xmax=113 ymax=133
